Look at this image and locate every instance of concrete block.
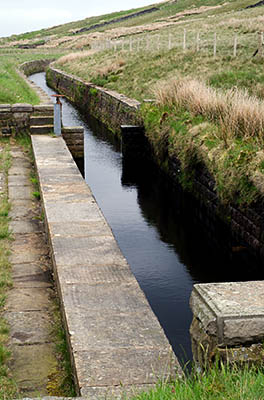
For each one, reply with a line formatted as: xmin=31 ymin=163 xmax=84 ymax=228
xmin=190 ymin=281 xmax=264 ymax=366
xmin=12 ymin=103 xmax=33 ymax=112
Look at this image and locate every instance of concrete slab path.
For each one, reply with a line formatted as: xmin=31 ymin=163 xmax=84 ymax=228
xmin=32 ymin=134 xmax=182 ymax=399
xmin=6 ymin=146 xmax=58 ymax=396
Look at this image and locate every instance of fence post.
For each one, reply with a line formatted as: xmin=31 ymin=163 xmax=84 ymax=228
xmin=183 ymin=29 xmax=186 ymax=51
xmin=129 ymin=37 xmax=132 ymax=52
xmin=258 ymin=32 xmax=263 ymax=57
xmin=146 ymin=35 xmax=150 ymax=51
xmin=213 ymin=32 xmax=217 ymax=57
xmin=196 ymin=32 xmax=200 ymax=52
xmin=168 ymin=33 xmax=172 ymax=50
xmin=233 ymin=35 xmax=237 ymax=57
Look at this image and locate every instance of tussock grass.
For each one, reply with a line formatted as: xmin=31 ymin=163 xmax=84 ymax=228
xmin=155 ymin=78 xmax=264 ymax=143
xmin=143 ymin=77 xmax=264 ymax=205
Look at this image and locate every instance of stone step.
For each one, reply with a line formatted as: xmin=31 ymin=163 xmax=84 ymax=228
xmin=30 ymin=116 xmax=54 ymax=126
xmin=30 ymin=125 xmax=54 ymax=135
xmin=33 ymin=104 xmax=54 ymax=117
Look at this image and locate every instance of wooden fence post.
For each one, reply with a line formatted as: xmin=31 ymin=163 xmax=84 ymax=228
xmin=168 ymin=33 xmax=172 ymax=50
xmin=183 ymin=29 xmax=186 ymax=51
xmin=213 ymin=32 xmax=217 ymax=57
xmin=258 ymin=32 xmax=263 ymax=57
xmin=233 ymin=35 xmax=237 ymax=57
xmin=196 ymin=32 xmax=200 ymax=52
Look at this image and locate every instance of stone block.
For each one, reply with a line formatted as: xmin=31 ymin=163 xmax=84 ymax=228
xmin=190 ymin=281 xmax=264 ymax=367
xmin=12 ymin=103 xmax=33 ymax=112
xmin=0 ymin=104 xmax=11 ymax=111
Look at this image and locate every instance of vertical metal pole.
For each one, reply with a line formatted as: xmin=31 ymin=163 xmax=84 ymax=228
xmin=53 ymin=97 xmax=62 ymax=136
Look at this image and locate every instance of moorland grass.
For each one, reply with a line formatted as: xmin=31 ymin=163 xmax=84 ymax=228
xmin=0 ymin=50 xmax=65 ymax=104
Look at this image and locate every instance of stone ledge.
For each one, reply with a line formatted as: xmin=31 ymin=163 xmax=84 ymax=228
xmin=190 ymin=281 xmax=264 ymax=366
xmin=31 ymin=134 xmax=182 ymax=397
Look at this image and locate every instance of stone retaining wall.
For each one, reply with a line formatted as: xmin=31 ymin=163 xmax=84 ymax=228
xmin=62 ymin=126 xmax=84 ymax=158
xmin=46 ymin=65 xmax=141 ymax=135
xmin=0 ymin=104 xmax=42 ymax=137
xmin=168 ymin=157 xmax=264 ymax=263
xmin=20 ymin=59 xmax=55 ymax=77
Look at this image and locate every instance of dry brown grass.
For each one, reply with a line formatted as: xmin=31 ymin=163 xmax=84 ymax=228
xmin=94 ymin=57 xmax=126 ymax=77
xmin=56 ymin=50 xmax=96 ymax=66
xmin=154 ymin=78 xmax=264 ymax=143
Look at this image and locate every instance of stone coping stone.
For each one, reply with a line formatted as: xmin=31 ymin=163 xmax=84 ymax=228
xmin=0 ymin=104 xmax=11 ymax=112
xmin=51 ymin=66 xmax=141 ymax=110
xmin=34 ymin=104 xmax=54 ymax=113
xmin=11 ymin=103 xmax=33 ymax=112
xmin=190 ymin=281 xmax=264 ymax=346
xmin=62 ymin=126 xmax=84 ymax=133
xmin=31 ymin=134 xmax=182 ymax=396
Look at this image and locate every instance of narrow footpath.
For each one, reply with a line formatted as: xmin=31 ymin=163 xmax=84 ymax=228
xmin=5 ymin=143 xmax=62 ymax=396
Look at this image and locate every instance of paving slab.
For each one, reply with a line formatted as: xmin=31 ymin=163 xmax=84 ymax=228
xmin=9 ymin=175 xmax=32 ymax=186
xmin=5 ymin=311 xmax=53 ymax=345
xmin=81 ymin=384 xmax=154 ymax=400
xmin=11 ymin=263 xmax=46 ymax=278
xmin=10 ymin=220 xmax=42 ymax=234
xmin=6 ymin=288 xmax=52 ymax=311
xmin=44 ymin=200 xmax=103 ymax=223
xmin=13 ymin=271 xmax=52 ymax=288
xmin=9 ymin=185 xmax=32 ymax=200
xmin=49 ymin=221 xmax=112 ymax=238
xmin=75 ymin=348 xmax=177 ymax=388
xmin=52 ymin=236 xmax=126 ymax=267
xmin=9 ymin=166 xmax=31 ymax=176
xmin=31 ymin=134 xmax=182 ymax=397
xmin=9 ymin=344 xmax=57 ymax=395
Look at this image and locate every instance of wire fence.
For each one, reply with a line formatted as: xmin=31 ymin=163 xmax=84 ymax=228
xmin=90 ymin=30 xmax=263 ymax=58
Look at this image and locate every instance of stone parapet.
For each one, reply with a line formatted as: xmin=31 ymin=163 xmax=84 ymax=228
xmin=190 ymin=281 xmax=264 ymax=367
xmin=46 ymin=65 xmax=141 ymax=136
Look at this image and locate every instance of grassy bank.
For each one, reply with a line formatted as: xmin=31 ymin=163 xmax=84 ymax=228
xmin=0 ymin=49 xmax=64 ymax=104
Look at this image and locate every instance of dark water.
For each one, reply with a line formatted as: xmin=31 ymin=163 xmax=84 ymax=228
xmin=30 ymin=72 xmax=264 ymax=367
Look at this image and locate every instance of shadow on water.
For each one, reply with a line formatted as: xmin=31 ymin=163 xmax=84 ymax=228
xmin=30 ymin=72 xmax=264 ymax=368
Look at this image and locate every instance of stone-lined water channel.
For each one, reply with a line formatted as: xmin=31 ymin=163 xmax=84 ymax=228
xmin=30 ymin=72 xmax=264 ymax=366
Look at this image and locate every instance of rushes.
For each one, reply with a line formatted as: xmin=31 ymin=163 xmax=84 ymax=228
xmin=154 ymin=78 xmax=264 ymax=143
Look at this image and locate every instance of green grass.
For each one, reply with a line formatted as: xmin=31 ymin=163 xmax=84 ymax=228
xmin=0 ymin=49 xmax=64 ymax=104
xmin=129 ymin=363 xmax=264 ymax=400
xmin=0 ymin=140 xmax=17 ymax=400
xmin=47 ymin=301 xmax=76 ymax=397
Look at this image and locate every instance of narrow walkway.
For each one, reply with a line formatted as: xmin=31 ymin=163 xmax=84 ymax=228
xmin=5 ymin=145 xmax=57 ymax=396
xmin=32 ymin=134 xmax=182 ymax=399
